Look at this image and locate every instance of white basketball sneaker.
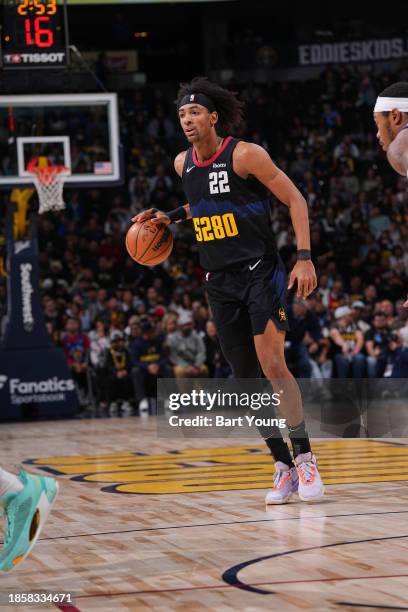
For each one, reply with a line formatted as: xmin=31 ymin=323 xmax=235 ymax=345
xmin=265 ymin=461 xmax=299 ymax=505
xmin=295 ymin=452 xmax=325 ymax=502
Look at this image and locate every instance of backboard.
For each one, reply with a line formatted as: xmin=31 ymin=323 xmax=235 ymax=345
xmin=0 ymin=93 xmax=122 ymax=188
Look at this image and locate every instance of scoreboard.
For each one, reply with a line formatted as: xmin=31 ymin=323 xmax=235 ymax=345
xmin=0 ymin=0 xmax=69 ymax=69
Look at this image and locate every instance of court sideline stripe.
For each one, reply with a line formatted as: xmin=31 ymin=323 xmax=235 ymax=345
xmin=19 ymin=509 xmax=408 ymax=543
xmin=57 ymin=571 xmax=408 ymax=601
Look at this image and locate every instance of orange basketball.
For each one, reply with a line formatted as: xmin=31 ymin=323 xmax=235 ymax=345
xmin=125 ymin=221 xmax=173 ymax=266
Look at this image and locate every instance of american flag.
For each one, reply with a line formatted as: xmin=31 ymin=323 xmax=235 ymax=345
xmin=94 ymin=161 xmax=113 ymax=175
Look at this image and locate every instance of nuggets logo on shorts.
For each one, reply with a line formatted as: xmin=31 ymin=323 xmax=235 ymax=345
xmin=278 ymin=307 xmax=287 ymax=321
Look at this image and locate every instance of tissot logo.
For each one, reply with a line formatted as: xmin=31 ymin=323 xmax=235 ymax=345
xmin=0 ymin=375 xmax=8 ymax=390
xmin=213 ymin=162 xmax=226 ymax=168
xmin=4 ymin=53 xmax=65 ymax=65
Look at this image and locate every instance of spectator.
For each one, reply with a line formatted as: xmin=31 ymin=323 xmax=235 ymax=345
xmin=89 ymin=319 xmax=110 ymax=369
xmin=390 ymin=332 xmax=408 ymax=378
xmin=102 ymin=331 xmax=133 ymax=415
xmin=125 ymin=314 xmax=141 ymax=340
xmin=88 ymin=319 xmax=110 ymax=410
xmin=60 ymin=317 xmax=90 ymax=407
xmin=330 ymin=306 xmax=366 ymax=378
xmin=322 ymin=102 xmax=341 ymax=129
xmin=389 ymin=245 xmax=408 ymax=277
xmin=398 ymin=313 xmax=408 ymax=348
xmin=368 ymin=206 xmax=391 ymax=238
xmin=162 ymin=312 xmax=178 ymax=336
xmin=365 ymin=312 xmax=390 ymax=377
xmin=43 ymin=297 xmax=63 ymax=331
xmin=147 ymin=107 xmax=175 ymax=142
xmin=130 ymin=320 xmax=169 ymax=411
xmin=167 ymin=311 xmax=208 ymax=378
xmin=148 ymin=164 xmax=174 ymax=199
xmin=378 ymin=299 xmax=395 ymax=328
xmin=363 ymin=285 xmax=378 ymax=308
xmin=285 ymin=300 xmax=322 ymax=378
xmin=377 ymin=331 xmax=408 ymax=384
xmin=351 ymin=301 xmax=371 ymax=334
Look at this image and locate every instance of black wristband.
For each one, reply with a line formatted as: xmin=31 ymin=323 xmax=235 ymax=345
xmin=167 ymin=206 xmax=187 ymax=223
xmin=297 ymin=249 xmax=311 ymax=261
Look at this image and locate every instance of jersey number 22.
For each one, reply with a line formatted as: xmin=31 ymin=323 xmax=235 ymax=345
xmin=209 ymin=171 xmax=230 ymax=194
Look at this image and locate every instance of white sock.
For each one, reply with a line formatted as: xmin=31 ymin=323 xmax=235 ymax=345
xmin=0 ymin=468 xmax=24 ymax=497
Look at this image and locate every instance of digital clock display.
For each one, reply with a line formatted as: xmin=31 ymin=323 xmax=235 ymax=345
xmin=0 ymin=0 xmax=69 ymax=69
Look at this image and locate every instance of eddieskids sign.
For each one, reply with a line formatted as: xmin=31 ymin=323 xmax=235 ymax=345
xmin=298 ymin=37 xmax=408 ymax=66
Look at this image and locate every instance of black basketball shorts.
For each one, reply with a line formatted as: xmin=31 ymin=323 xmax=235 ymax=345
xmin=205 ymin=256 xmax=290 ymax=343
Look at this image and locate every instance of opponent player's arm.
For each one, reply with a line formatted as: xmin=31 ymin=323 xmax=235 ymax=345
xmin=386 ymin=129 xmax=408 ymax=176
xmin=233 ymin=142 xmax=316 ymax=299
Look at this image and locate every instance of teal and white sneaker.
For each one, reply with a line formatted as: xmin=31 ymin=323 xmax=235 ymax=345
xmin=0 ymin=470 xmax=58 ymax=572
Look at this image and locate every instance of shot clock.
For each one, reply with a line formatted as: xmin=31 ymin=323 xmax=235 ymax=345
xmin=0 ymin=0 xmax=69 ymax=69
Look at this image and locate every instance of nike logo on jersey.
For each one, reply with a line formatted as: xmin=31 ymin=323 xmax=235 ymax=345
xmin=249 ymin=259 xmax=262 ymax=271
xmin=186 ymin=166 xmax=195 ymax=173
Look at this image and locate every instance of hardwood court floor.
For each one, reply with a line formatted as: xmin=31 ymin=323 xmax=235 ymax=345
xmin=1 ymin=418 xmax=408 ymax=612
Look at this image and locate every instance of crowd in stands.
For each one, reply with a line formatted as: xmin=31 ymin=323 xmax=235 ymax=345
xmin=1 ymin=63 xmax=408 ymax=413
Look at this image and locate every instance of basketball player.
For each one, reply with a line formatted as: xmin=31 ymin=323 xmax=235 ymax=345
xmin=373 ymin=81 xmax=408 ymax=308
xmin=134 ymin=77 xmax=324 ymax=503
xmin=0 ymin=467 xmax=58 ymax=571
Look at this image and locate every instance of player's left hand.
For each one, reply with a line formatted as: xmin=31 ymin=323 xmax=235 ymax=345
xmin=288 ymin=260 xmax=317 ymax=299
xmin=404 ymin=299 xmax=408 ymax=309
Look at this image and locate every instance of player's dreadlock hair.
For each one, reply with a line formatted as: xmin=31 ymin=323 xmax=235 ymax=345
xmin=175 ymin=77 xmax=245 ymax=136
xmin=378 ymin=82 xmax=408 ymax=116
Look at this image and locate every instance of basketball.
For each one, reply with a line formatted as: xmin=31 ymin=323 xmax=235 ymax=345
xmin=126 ymin=220 xmax=173 ymax=266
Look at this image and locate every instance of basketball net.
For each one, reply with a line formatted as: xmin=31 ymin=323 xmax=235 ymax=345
xmin=27 ymin=157 xmax=69 ymax=214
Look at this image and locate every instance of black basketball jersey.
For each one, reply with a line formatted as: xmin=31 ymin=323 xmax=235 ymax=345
xmin=181 ymin=136 xmax=278 ymax=271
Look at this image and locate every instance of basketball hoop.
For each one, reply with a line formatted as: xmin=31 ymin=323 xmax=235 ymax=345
xmin=27 ymin=158 xmax=70 ymax=214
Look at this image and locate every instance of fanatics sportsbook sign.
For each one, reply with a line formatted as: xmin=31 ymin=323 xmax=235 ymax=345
xmin=298 ymin=37 xmax=408 ymax=66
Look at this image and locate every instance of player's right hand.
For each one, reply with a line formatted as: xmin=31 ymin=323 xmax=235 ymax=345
xmin=151 ymin=211 xmax=171 ymax=225
xmin=131 ymin=208 xmax=171 ymax=226
xmin=131 ymin=208 xmax=159 ymax=223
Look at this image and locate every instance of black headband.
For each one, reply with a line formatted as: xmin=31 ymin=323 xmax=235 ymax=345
xmin=178 ymin=93 xmax=216 ymax=113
